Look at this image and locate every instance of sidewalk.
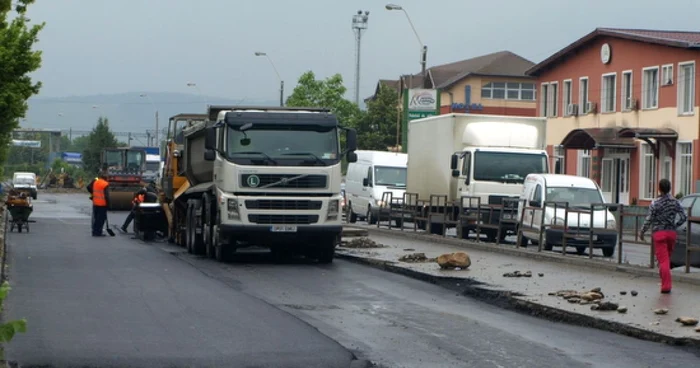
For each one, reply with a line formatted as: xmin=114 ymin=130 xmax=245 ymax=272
xmin=337 ymin=233 xmax=700 ymax=346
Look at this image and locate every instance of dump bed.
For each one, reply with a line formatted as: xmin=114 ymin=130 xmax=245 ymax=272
xmin=182 ymin=120 xmax=215 ymax=186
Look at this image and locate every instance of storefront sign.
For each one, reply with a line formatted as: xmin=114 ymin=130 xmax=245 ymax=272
xmin=407 ymin=89 xmax=437 ymax=111
xmin=451 ymin=103 xmax=484 ymax=111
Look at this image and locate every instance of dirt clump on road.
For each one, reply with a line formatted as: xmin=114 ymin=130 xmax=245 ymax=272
xmin=436 ymin=252 xmax=471 ymax=270
xmin=399 ymin=253 xmax=435 ymax=263
xmin=340 ymin=238 xmax=385 ymax=249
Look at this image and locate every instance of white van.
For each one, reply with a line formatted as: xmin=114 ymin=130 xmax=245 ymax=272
xmin=517 ymin=174 xmax=618 ymax=257
xmin=12 ymin=172 xmax=38 ymax=199
xmin=346 ymin=150 xmax=407 ymax=225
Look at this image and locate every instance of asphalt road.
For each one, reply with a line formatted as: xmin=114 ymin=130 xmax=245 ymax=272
xmin=4 ymin=193 xmax=700 ymax=368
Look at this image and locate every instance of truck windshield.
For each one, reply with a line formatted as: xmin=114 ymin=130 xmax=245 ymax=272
xmin=13 ymin=177 xmax=34 ymax=186
xmin=374 ymin=166 xmax=407 ymax=187
xmin=104 ymin=151 xmax=122 ymax=168
xmin=126 ymin=151 xmax=144 ymax=170
xmin=473 ymin=152 xmax=547 ymax=183
xmin=227 ymin=126 xmax=339 ymax=164
xmin=546 ymin=187 xmax=604 ymax=208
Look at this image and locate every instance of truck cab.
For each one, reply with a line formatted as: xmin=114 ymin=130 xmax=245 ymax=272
xmin=181 ymin=106 xmax=358 ymax=263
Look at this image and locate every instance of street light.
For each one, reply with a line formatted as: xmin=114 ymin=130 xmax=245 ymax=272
xmin=140 ymin=93 xmax=160 ymax=147
xmin=386 ymin=3 xmax=429 ymax=88
xmin=254 ymin=52 xmax=284 ymax=107
xmin=351 ymin=10 xmax=370 ymax=105
xmin=186 ymin=82 xmax=209 ymax=109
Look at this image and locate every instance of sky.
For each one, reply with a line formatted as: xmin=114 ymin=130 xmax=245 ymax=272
xmin=24 ymin=0 xmax=700 ymax=104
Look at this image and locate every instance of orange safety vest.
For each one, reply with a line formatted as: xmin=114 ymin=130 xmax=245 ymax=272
xmin=92 ymin=178 xmax=109 ymax=207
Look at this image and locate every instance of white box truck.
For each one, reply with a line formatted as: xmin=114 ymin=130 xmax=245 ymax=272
xmin=407 ymin=113 xmax=548 ymax=241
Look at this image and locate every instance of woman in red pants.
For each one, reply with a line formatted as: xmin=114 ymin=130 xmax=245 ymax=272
xmin=639 ymin=179 xmax=687 ymax=293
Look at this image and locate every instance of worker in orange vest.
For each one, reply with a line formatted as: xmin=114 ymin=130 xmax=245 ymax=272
xmin=121 ymin=188 xmax=147 ymax=233
xmin=86 ymin=172 xmax=111 ymax=237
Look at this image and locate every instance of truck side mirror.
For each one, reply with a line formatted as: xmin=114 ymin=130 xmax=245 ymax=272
xmin=529 ymin=200 xmax=541 ymax=207
xmin=204 ymin=149 xmax=215 ymax=161
xmin=450 ymin=154 xmax=458 ymax=170
xmin=204 ymin=127 xmax=216 ymax=150
xmin=362 ymin=178 xmax=369 ymax=187
xmin=347 ymin=151 xmax=358 ymax=163
xmin=451 ymin=169 xmax=460 ymax=177
xmin=346 ymin=129 xmax=358 ymax=152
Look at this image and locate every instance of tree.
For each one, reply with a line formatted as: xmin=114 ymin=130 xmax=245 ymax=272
xmin=286 ymin=71 xmax=362 ymax=128
xmin=356 ymin=83 xmax=400 ymax=151
xmin=0 ymin=0 xmax=45 ymax=178
xmin=69 ymin=135 xmax=90 ymax=152
xmin=82 ymin=117 xmax=119 ymax=174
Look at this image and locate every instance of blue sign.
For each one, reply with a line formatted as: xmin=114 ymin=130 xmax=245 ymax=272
xmin=451 ymin=102 xmax=484 ymax=111
xmin=62 ymin=152 xmax=82 ymax=163
xmin=450 ymin=85 xmax=484 ymax=111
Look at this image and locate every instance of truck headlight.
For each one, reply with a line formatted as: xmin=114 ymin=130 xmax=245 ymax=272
xmin=376 ymin=200 xmax=385 ymax=207
xmin=606 ymin=219 xmax=617 ymax=229
xmin=327 ymin=200 xmax=339 ymax=217
xmin=227 ymin=198 xmax=239 ymax=214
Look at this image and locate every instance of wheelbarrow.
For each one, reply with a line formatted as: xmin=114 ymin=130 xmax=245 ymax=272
xmin=7 ymin=202 xmax=33 ymax=233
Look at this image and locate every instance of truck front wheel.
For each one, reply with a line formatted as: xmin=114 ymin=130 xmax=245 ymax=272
xmin=313 ymin=235 xmax=337 ymax=264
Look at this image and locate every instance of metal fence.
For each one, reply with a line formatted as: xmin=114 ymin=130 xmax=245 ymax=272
xmin=344 ymin=191 xmax=700 ymax=273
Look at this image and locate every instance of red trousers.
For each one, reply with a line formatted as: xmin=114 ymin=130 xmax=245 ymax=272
xmin=652 ymin=230 xmax=676 ymax=292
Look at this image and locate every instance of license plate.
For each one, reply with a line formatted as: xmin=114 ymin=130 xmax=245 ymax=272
xmin=271 ymin=225 xmax=297 ymax=233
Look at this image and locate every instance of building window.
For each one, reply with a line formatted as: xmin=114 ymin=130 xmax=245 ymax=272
xmin=640 ymin=143 xmax=657 ymax=199
xmin=622 ymin=71 xmax=633 ymax=110
xmin=678 ymin=62 xmax=695 ymax=115
xmin=553 ymin=146 xmax=565 ymax=173
xmin=578 ymin=150 xmax=591 ymax=177
xmin=642 ymin=67 xmax=659 ymax=109
xmin=482 ymin=82 xmax=536 ymax=101
xmin=562 ymin=80 xmax=572 ymax=115
xmin=662 ymin=64 xmax=674 ymax=86
xmin=579 ymin=77 xmax=589 ymax=114
xmin=601 ymin=73 xmax=617 ymax=113
xmin=677 ymin=142 xmax=693 ymax=196
xmin=540 ymin=83 xmax=549 ymax=117
xmin=547 ymin=82 xmax=558 ymax=117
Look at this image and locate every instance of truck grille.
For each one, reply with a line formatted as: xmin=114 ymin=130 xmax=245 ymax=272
xmin=245 ymin=200 xmax=322 ymax=210
xmin=241 ymin=174 xmax=327 ymax=189
xmin=248 ymin=214 xmax=319 ymax=225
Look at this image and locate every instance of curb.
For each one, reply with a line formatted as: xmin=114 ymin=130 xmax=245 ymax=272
xmin=336 ymin=251 xmax=700 ymax=348
xmin=347 ymin=225 xmax=700 ymax=287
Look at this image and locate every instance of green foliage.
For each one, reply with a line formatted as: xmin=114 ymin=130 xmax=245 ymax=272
xmin=51 ymin=158 xmax=88 ymax=180
xmin=356 ymin=83 xmax=400 ymax=151
xmin=68 ymin=135 xmax=90 ymax=152
xmin=675 ymin=192 xmax=684 ymax=199
xmin=0 ymin=281 xmax=27 ymax=358
xmin=0 ymin=0 xmax=45 ymax=179
xmin=82 ymin=117 xmax=119 ymax=175
xmin=285 ymin=71 xmax=362 ymax=129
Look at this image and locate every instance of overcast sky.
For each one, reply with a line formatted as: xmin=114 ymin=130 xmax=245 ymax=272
xmin=26 ymin=0 xmax=700 ymax=103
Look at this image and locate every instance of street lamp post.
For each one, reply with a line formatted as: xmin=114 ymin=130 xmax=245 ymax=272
xmin=386 ymin=4 xmax=429 ymax=89
xmin=254 ymin=52 xmax=284 ymax=107
xmin=186 ymin=82 xmax=209 ymax=110
xmin=140 ymin=93 xmax=159 ymax=147
xmin=351 ymin=10 xmax=369 ymax=105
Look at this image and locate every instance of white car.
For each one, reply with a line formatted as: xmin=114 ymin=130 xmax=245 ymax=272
xmin=517 ymin=174 xmax=618 ymax=257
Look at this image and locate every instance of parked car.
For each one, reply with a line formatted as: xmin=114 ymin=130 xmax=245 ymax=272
xmin=12 ymin=172 xmax=37 ymax=200
xmin=517 ymin=174 xmax=618 ymax=257
xmin=672 ymin=194 xmax=700 ymax=268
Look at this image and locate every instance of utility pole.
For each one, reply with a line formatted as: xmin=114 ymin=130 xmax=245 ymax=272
xmin=352 ymin=10 xmax=369 ymax=105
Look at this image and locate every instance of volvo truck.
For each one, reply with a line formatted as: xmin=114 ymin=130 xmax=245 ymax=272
xmin=168 ymin=106 xmax=357 ymax=263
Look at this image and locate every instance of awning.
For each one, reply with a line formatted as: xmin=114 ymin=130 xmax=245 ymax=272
xmin=560 ymin=128 xmax=636 ymax=150
xmin=618 ymin=127 xmax=678 ymax=139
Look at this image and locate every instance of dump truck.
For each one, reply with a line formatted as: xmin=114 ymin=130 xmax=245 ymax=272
xmin=101 ymin=147 xmax=147 ymax=210
xmin=160 ymin=106 xmax=358 ymax=263
xmin=407 ymin=113 xmax=548 ymax=240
